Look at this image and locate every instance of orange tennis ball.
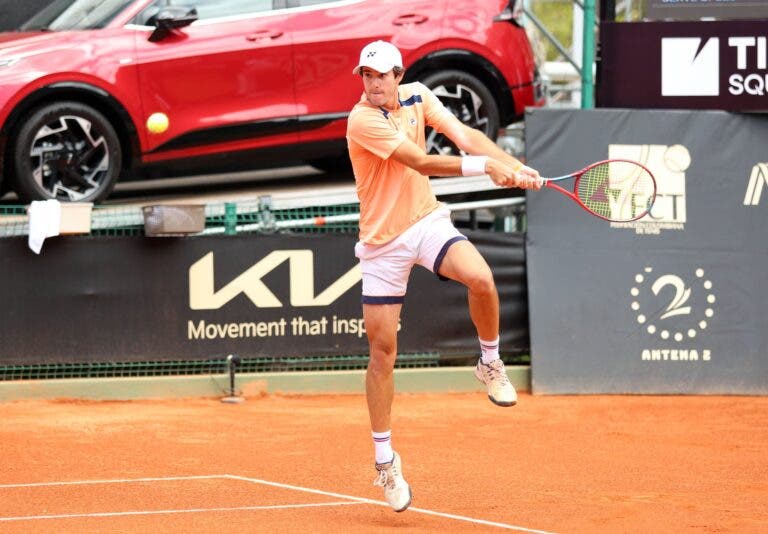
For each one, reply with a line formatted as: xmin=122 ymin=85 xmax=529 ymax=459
xmin=146 ymin=112 xmax=169 ymax=134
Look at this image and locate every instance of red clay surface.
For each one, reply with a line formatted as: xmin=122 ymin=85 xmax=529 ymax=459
xmin=1 ymin=392 xmax=766 ymax=533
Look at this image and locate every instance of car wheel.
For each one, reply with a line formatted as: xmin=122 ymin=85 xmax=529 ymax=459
xmin=11 ymin=101 xmax=121 ymax=203
xmin=420 ymin=70 xmax=500 ymax=156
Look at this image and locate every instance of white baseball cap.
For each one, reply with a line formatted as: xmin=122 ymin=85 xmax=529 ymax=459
xmin=352 ymin=40 xmax=403 ymax=75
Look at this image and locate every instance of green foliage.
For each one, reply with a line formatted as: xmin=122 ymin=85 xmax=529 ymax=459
xmin=525 ymin=0 xmax=645 ymax=63
xmin=527 ymin=0 xmax=576 ymax=63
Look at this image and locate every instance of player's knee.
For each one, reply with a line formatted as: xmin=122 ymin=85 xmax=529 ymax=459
xmin=369 ymin=337 xmax=397 ymax=361
xmin=368 ymin=349 xmax=397 ymax=375
xmin=465 ymin=270 xmax=496 ymax=296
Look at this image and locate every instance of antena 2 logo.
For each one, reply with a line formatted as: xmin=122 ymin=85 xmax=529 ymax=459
xmin=630 ymin=266 xmax=715 ymax=363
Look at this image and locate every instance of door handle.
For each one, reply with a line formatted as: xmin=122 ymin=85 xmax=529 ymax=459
xmin=246 ymin=30 xmax=284 ymax=41
xmin=393 ymin=14 xmax=428 ymax=25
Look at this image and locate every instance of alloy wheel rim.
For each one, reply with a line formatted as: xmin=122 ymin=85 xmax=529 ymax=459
xmin=29 ymin=115 xmax=109 ymax=201
xmin=427 ymin=83 xmax=491 ymax=155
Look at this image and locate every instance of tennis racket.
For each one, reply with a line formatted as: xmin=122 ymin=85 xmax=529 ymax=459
xmin=541 ymin=159 xmax=657 ymax=222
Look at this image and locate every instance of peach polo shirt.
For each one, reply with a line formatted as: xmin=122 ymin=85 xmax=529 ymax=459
xmin=346 ymin=82 xmax=453 ymax=245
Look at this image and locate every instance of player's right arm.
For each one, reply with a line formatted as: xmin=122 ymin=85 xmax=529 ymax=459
xmin=417 ymin=83 xmax=540 ymax=189
xmin=389 ymin=137 xmax=461 ymax=177
xmin=389 ymin=137 xmax=533 ymax=189
xmin=348 ymin=104 xmax=470 ymax=180
xmin=432 ymin=113 xmax=540 ymax=190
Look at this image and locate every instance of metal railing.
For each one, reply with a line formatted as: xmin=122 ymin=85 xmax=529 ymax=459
xmin=0 ymin=176 xmax=527 ymax=238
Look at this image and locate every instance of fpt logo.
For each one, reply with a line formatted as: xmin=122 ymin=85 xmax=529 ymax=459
xmin=608 ymin=144 xmax=688 ymax=234
xmin=661 ymin=37 xmax=720 ymax=96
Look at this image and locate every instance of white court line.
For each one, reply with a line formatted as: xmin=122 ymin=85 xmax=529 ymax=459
xmin=0 ymin=475 xmax=221 ymax=489
xmin=0 ymin=502 xmax=363 ymax=522
xmin=225 ymin=475 xmax=556 ymax=533
xmin=0 ymin=474 xmax=557 ymax=533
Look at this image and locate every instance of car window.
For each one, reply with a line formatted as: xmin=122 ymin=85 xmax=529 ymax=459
xmin=19 ymin=0 xmax=134 ymax=31
xmin=134 ymin=0 xmax=277 ymax=25
xmin=186 ymin=0 xmax=276 ymax=19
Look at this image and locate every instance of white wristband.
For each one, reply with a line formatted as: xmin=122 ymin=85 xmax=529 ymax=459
xmin=461 ymin=155 xmax=488 ymax=176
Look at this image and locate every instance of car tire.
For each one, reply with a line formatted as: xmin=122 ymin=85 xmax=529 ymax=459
xmin=11 ymin=101 xmax=122 ymax=203
xmin=420 ymin=70 xmax=500 ymax=156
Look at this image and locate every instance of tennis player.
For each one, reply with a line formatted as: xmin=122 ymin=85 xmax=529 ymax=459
xmin=346 ymin=40 xmax=541 ymax=512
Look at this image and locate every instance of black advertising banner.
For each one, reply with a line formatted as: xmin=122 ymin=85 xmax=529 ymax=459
xmin=599 ymin=20 xmax=768 ymax=111
xmin=525 ymin=108 xmax=768 ymax=394
xmin=0 ymin=231 xmax=529 ymax=365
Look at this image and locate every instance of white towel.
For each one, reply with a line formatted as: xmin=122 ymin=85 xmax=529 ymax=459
xmin=28 ymin=199 xmax=61 ymax=254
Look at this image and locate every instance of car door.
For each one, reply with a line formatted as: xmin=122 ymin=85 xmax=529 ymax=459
xmin=130 ymin=0 xmax=298 ymax=163
xmin=282 ymin=0 xmax=444 ymax=145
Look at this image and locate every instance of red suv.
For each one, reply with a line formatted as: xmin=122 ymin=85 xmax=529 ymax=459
xmin=0 ymin=0 xmax=543 ymax=203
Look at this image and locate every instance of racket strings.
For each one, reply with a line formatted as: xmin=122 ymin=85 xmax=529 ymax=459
xmin=576 ymin=161 xmax=655 ymax=222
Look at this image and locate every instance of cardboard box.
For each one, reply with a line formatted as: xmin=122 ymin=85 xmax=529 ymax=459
xmin=142 ymin=204 xmax=205 ymax=236
xmin=59 ymin=202 xmax=93 ymax=234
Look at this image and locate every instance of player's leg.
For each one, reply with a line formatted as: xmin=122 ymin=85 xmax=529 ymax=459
xmin=363 ymin=302 xmax=412 ymax=512
xmin=355 ymin=234 xmax=414 ymax=512
xmin=414 ymin=207 xmax=499 ymax=342
xmin=363 ymin=302 xmax=401 ymax=435
xmin=436 ymin=239 xmax=498 ymax=341
xmin=436 ymin=239 xmax=517 ymax=407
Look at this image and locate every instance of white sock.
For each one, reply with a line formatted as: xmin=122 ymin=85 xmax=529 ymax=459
xmin=479 ymin=336 xmax=500 ymax=364
xmin=372 ymin=430 xmax=393 ymax=465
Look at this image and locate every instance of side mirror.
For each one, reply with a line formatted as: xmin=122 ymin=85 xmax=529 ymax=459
xmin=148 ymin=6 xmax=198 ymax=42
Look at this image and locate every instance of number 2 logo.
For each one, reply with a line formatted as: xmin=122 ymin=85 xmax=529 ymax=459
xmin=651 ymin=275 xmax=691 ymax=319
xmin=630 ymin=267 xmax=716 ymax=342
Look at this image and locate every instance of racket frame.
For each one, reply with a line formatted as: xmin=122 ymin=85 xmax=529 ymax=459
xmin=541 ymin=158 xmax=657 ymax=222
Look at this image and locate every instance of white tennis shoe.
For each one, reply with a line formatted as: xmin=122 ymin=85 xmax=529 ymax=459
xmin=474 ymin=358 xmax=518 ymax=407
xmin=373 ymin=451 xmax=412 ymax=512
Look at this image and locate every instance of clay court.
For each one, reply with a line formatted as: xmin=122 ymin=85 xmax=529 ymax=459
xmin=1 ymin=391 xmax=766 ymax=533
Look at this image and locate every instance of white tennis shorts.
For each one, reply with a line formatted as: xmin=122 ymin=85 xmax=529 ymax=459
xmin=354 ymin=206 xmax=466 ymax=304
